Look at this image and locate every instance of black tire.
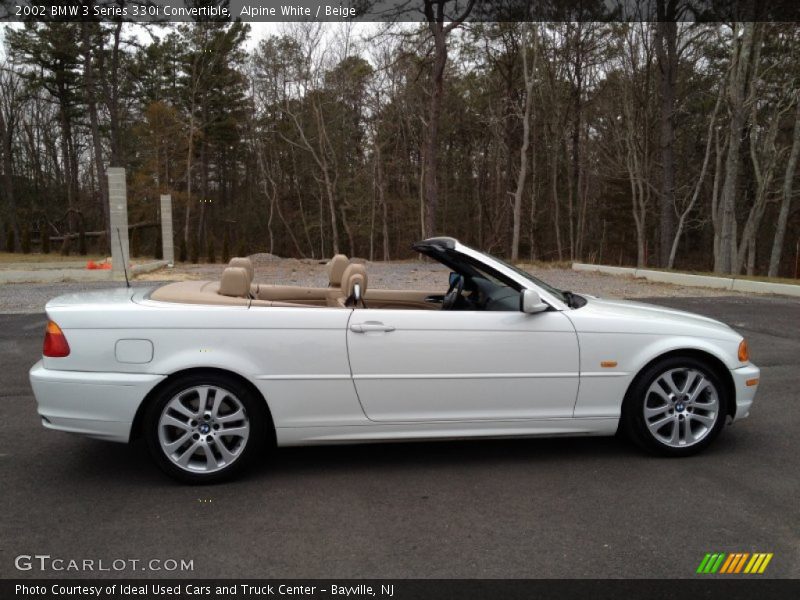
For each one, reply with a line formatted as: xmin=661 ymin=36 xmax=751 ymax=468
xmin=621 ymin=356 xmax=729 ymax=457
xmin=143 ymin=372 xmax=268 ymax=484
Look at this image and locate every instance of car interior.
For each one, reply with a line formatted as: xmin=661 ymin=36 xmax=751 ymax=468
xmin=149 ymin=254 xmax=446 ymax=310
xmin=149 ymin=243 xmax=540 ymax=312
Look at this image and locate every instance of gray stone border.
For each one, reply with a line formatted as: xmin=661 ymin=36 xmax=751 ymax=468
xmin=572 ymin=263 xmax=800 ymax=297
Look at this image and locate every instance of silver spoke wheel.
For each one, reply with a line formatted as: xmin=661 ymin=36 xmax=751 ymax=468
xmin=643 ymin=368 xmax=719 ymax=448
xmin=157 ymin=385 xmax=250 ymax=474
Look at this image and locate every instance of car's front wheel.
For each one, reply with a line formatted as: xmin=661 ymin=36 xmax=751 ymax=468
xmin=144 ymin=373 xmax=267 ymax=483
xmin=622 ymin=357 xmax=729 ymax=456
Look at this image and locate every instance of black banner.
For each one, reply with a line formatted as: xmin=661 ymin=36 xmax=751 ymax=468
xmin=3 ymin=0 xmax=800 ymax=23
xmin=2 ymin=579 xmax=800 ymax=600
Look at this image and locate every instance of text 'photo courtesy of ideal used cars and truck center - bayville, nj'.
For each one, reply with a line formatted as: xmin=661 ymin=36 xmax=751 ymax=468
xmin=0 ymin=1 xmax=798 ymax=599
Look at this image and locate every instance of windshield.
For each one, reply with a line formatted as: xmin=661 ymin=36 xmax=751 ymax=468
xmin=474 ymin=250 xmax=568 ymax=303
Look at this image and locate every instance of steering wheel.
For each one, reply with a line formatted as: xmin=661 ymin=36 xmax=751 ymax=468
xmin=441 ymin=274 xmax=464 ymax=311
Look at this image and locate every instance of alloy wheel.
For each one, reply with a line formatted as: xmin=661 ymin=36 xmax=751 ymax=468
xmin=643 ymin=368 xmax=720 ymax=448
xmin=157 ymin=385 xmax=250 ymax=473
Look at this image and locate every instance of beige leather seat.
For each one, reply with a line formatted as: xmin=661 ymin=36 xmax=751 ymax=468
xmin=218 ymin=267 xmax=251 ymax=298
xmin=228 ymin=257 xmax=254 ymax=283
xmin=328 ymin=263 xmax=367 ymax=308
xmin=326 ymin=254 xmax=349 ymax=287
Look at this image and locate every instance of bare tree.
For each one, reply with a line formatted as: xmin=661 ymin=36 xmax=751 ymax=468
xmin=667 ymin=85 xmax=722 ymax=268
xmin=510 ymin=26 xmax=537 ymax=262
xmin=655 ymin=0 xmax=679 ymax=267
xmin=768 ymin=93 xmax=800 ymax=276
xmin=0 ymin=58 xmax=23 ymax=250
xmin=421 ymin=0 xmax=475 ymax=238
xmin=715 ymin=22 xmax=762 ymax=274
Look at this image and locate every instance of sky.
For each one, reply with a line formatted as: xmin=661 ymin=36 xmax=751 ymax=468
xmin=0 ymin=21 xmax=383 ymax=59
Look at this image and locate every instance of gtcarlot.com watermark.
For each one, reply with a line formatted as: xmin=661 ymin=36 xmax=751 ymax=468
xmin=15 ymin=554 xmax=194 ymax=572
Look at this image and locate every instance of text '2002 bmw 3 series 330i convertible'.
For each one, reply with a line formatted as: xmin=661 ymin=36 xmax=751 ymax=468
xmin=30 ymin=237 xmax=760 ymax=483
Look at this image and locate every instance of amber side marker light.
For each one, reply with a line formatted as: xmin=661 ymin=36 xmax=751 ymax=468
xmin=43 ymin=320 xmax=70 ymax=357
xmin=600 ymin=361 xmax=618 ymax=368
xmin=746 ymin=378 xmax=760 ymax=387
xmin=738 ymin=339 xmax=750 ymax=363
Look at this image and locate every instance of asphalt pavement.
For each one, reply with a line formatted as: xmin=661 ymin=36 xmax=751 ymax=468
xmin=0 ymin=295 xmax=798 ymax=579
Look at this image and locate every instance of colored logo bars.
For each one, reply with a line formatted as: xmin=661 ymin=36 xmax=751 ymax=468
xmin=697 ymin=552 xmax=773 ymax=574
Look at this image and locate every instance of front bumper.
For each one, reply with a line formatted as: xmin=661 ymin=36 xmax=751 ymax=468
xmin=730 ymin=363 xmax=760 ymax=420
xmin=29 ymin=361 xmax=165 ymax=443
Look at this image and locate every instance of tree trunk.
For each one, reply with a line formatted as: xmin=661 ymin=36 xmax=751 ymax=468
xmin=551 ymin=150 xmax=562 ymax=261
xmin=511 ymin=29 xmax=536 ymax=262
xmin=82 ymin=20 xmax=110 ymax=253
xmin=655 ymin=2 xmax=678 ymax=267
xmin=668 ymin=85 xmax=722 ymax=268
xmin=768 ymin=95 xmax=800 ymax=277
xmin=716 ymin=22 xmax=759 ymax=274
xmin=423 ymin=25 xmax=446 ymax=239
xmin=422 ymin=0 xmax=475 ymax=238
xmin=0 ymin=108 xmax=19 ymax=250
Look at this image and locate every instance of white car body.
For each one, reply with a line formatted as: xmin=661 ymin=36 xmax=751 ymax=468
xmin=29 ymin=239 xmax=759 ymax=451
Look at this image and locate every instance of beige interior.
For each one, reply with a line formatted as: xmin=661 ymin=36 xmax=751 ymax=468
xmin=150 ymin=255 xmax=442 ymax=310
xmin=325 ymin=254 xmax=349 ymax=287
xmin=228 ymin=257 xmax=254 ymax=285
xmin=218 ymin=267 xmax=251 ymax=298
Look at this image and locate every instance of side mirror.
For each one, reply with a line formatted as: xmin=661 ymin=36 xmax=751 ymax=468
xmin=520 ymin=289 xmax=548 ymax=314
xmin=448 ymin=272 xmax=460 ymax=287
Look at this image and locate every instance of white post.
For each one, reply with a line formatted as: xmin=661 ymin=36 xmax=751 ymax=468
xmin=160 ymin=194 xmax=175 ymax=266
xmin=107 ymin=167 xmax=129 ymax=281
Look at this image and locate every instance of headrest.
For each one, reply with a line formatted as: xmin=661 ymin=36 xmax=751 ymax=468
xmin=326 ymin=254 xmax=349 ymax=287
xmin=228 ymin=257 xmax=254 ymax=283
xmin=219 ymin=267 xmax=250 ymax=298
xmin=341 ymin=263 xmax=367 ymax=299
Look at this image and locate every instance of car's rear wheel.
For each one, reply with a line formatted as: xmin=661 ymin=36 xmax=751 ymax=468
xmin=622 ymin=356 xmax=728 ymax=456
xmin=144 ymin=373 xmax=266 ymax=483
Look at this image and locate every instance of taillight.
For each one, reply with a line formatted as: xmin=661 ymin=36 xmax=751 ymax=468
xmin=43 ymin=320 xmax=70 ymax=357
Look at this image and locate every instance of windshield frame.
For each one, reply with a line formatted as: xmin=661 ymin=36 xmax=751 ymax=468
xmin=413 ymin=238 xmax=569 ymax=311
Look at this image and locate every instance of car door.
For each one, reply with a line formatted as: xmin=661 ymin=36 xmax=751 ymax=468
xmin=346 ymin=307 xmax=579 ymax=422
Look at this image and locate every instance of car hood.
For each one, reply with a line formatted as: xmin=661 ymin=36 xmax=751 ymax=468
xmin=567 ymin=295 xmax=740 ymax=341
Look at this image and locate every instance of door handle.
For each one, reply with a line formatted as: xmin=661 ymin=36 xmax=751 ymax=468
xmin=350 ymin=321 xmax=396 ymax=333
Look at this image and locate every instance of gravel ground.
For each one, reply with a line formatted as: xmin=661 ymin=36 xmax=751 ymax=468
xmin=0 ymin=256 xmax=749 ymax=314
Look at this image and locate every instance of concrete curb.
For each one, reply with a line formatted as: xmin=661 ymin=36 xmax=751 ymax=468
xmin=572 ymin=263 xmax=800 ymax=297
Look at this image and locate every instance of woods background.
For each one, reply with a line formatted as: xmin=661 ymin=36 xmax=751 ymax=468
xmin=1 ymin=4 xmax=799 ymax=277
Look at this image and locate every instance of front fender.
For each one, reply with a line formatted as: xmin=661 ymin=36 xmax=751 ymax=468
xmin=573 ymin=333 xmax=744 ymax=418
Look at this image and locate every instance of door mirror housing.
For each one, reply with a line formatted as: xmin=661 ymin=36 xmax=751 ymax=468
xmin=520 ymin=289 xmax=548 ymax=314
xmin=448 ymin=272 xmax=460 ymax=287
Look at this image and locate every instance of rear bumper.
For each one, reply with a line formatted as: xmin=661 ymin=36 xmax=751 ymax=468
xmin=730 ymin=363 xmax=760 ymax=421
xmin=29 ymin=361 xmax=165 ymax=443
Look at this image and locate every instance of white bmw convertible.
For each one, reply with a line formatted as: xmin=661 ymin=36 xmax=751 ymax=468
xmin=30 ymin=237 xmax=760 ymax=482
